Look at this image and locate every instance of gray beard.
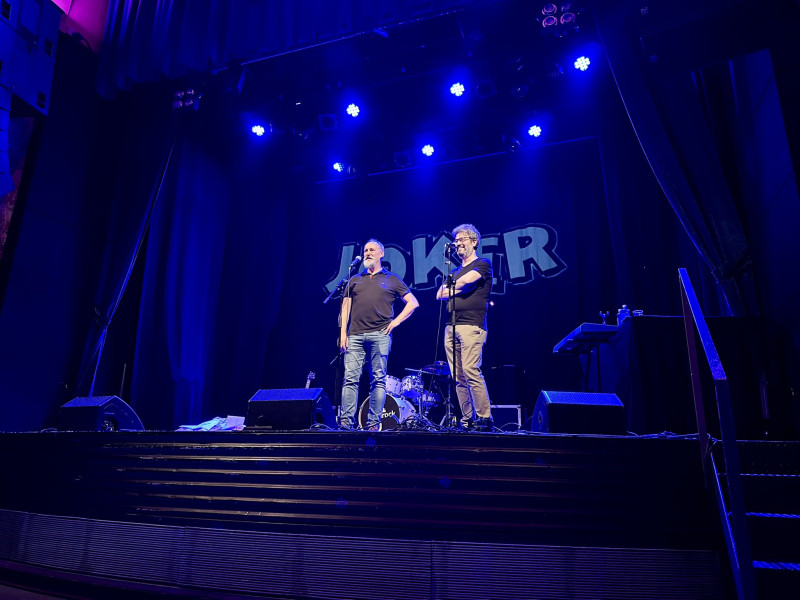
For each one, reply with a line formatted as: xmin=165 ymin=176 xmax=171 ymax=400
xmin=363 ymin=258 xmax=376 ymax=270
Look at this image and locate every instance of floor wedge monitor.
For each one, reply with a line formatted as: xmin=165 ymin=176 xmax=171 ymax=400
xmin=246 ymin=388 xmax=335 ymax=430
xmin=58 ymin=396 xmax=145 ymax=432
xmin=532 ymin=390 xmax=625 ymax=435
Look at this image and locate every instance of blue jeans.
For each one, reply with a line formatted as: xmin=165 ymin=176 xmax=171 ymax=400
xmin=341 ymin=330 xmax=392 ymax=428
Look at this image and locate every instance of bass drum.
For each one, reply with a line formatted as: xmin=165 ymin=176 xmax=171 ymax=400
xmin=358 ymin=393 xmax=417 ymax=431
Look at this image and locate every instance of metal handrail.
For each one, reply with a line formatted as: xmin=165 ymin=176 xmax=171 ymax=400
xmin=678 ymin=268 xmax=755 ymax=600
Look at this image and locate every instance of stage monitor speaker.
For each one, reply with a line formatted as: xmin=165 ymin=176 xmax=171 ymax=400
xmin=531 ymin=391 xmax=625 ymax=435
xmin=58 ymin=396 xmax=145 ymax=432
xmin=246 ymin=388 xmax=335 ymax=430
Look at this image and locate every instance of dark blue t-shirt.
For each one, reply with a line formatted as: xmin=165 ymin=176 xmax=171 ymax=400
xmin=345 ymin=268 xmax=411 ymax=334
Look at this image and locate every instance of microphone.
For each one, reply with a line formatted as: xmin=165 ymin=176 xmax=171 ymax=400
xmin=349 ymin=255 xmax=362 ymax=269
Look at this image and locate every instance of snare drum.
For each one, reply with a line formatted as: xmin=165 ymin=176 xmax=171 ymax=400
xmin=401 ymin=374 xmax=423 ymax=398
xmin=385 ymin=375 xmax=403 ymax=397
xmin=358 ymin=393 xmax=417 ymax=431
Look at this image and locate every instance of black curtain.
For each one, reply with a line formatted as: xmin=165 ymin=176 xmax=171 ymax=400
xmin=591 ymin=0 xmax=760 ymax=317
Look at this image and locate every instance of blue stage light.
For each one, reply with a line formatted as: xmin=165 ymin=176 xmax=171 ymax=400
xmin=346 ymin=103 xmax=360 ymax=117
xmin=450 ymin=82 xmax=465 ymax=97
xmin=333 ymin=162 xmax=344 ymax=172
xmin=574 ymin=56 xmax=591 ymax=71
xmin=421 ymin=145 xmax=435 ymax=157
xmin=251 ymin=125 xmax=266 ymax=136
xmin=528 ymin=125 xmax=542 ymax=137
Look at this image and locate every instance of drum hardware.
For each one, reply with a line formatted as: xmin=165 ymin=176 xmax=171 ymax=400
xmin=399 ymin=363 xmax=457 ymax=429
xmin=438 ymin=392 xmax=457 ymax=429
xmin=401 ymin=374 xmax=424 ymax=399
xmin=420 ymin=361 xmax=451 ymax=377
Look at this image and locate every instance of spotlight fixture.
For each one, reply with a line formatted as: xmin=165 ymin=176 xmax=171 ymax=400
xmin=450 ymin=82 xmax=465 ymax=97
xmin=318 ymin=114 xmax=338 ymax=130
xmin=528 ymin=125 xmax=542 ymax=137
xmin=539 ymin=2 xmax=581 ymax=37
xmin=393 ymin=151 xmax=412 ymax=168
xmin=421 ymin=145 xmax=435 ymax=157
xmin=251 ymin=125 xmax=266 ymax=136
xmin=476 ymin=79 xmax=497 ymax=99
xmin=332 ymin=162 xmax=358 ymax=176
xmin=171 ymin=88 xmax=202 ymax=112
xmin=548 ymin=63 xmax=566 ymax=79
xmin=574 ymin=56 xmax=591 ymax=71
xmin=510 ymin=83 xmax=531 ymax=98
xmin=346 ymin=103 xmax=360 ymax=117
xmin=502 ymin=134 xmax=521 ymax=152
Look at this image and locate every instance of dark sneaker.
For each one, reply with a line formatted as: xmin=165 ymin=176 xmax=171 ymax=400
xmin=459 ymin=417 xmax=475 ymax=430
xmin=474 ymin=416 xmax=494 ymax=432
xmin=338 ymin=419 xmax=356 ymax=431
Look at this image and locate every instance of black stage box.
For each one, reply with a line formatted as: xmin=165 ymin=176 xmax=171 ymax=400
xmin=532 ymin=390 xmax=625 ymax=435
xmin=246 ymin=388 xmax=336 ymax=430
xmin=58 ymin=396 xmax=145 ymax=432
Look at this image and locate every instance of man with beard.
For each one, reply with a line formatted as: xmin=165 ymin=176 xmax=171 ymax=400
xmin=339 ymin=239 xmax=419 ymax=431
xmin=436 ymin=224 xmax=494 ymax=432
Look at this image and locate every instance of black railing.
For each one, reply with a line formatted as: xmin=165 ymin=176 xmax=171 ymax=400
xmin=678 ymin=268 xmax=755 ymax=600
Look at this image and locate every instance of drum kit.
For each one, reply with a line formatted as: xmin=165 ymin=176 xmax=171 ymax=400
xmin=357 ymin=361 xmax=456 ymax=431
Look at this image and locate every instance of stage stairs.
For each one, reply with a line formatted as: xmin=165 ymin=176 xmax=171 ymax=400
xmin=715 ymin=440 xmax=800 ymax=599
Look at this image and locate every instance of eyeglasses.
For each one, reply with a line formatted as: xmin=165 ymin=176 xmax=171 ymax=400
xmin=454 ymin=237 xmax=472 ymax=243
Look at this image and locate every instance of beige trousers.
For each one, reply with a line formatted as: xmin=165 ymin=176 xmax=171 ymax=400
xmin=444 ymin=324 xmax=492 ymax=421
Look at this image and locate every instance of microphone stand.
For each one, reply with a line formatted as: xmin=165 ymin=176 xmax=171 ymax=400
xmin=323 ymin=272 xmax=353 ymax=305
xmin=326 ymin=261 xmax=360 ymax=421
xmin=445 ymin=245 xmax=460 ymax=430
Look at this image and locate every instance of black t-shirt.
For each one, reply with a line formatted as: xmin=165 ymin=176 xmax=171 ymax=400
xmin=447 ymin=257 xmax=492 ymax=329
xmin=345 ymin=268 xmax=411 ymax=334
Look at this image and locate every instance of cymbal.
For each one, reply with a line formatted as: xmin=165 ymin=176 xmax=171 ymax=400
xmin=404 ymin=367 xmax=425 ymax=374
xmin=420 ymin=361 xmax=450 ymax=376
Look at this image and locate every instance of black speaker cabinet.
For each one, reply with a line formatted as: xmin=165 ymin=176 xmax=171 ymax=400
xmin=58 ymin=396 xmax=145 ymax=432
xmin=532 ymin=390 xmax=625 ymax=435
xmin=246 ymin=388 xmax=335 ymax=430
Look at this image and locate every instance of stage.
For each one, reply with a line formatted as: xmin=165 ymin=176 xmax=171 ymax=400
xmin=0 ymin=429 xmax=727 ymax=599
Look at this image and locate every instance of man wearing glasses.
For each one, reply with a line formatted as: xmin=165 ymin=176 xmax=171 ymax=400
xmin=339 ymin=239 xmax=419 ymax=431
xmin=436 ymin=224 xmax=494 ymax=431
